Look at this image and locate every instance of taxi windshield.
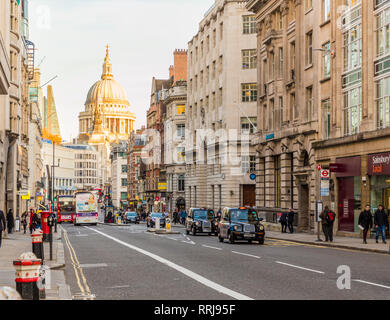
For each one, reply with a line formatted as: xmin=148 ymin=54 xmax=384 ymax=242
xmin=193 ymin=210 xmax=208 ymax=219
xmin=230 ymin=209 xmax=258 ymax=222
xmin=127 ymin=212 xmax=137 ymax=217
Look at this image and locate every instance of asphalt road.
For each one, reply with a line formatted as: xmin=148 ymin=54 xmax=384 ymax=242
xmin=61 ymin=223 xmax=390 ymax=300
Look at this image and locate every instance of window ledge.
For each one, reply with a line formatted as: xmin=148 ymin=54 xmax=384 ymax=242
xmin=320 ymin=20 xmax=331 ymax=28
xmin=305 ymin=64 xmax=313 ymax=71
xmin=320 ymin=76 xmax=331 ymax=83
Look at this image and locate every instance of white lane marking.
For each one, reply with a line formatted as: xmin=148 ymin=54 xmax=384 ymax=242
xmin=167 ymin=237 xmax=179 ymax=241
xmin=353 ymin=280 xmax=390 ymax=290
xmin=232 ymin=251 xmax=260 ymax=259
xmin=275 ymin=261 xmax=325 ymax=274
xmin=202 ymin=245 xmax=223 ymax=251
xmin=181 ymin=240 xmax=196 ymax=245
xmin=85 ymin=227 xmax=253 ymax=300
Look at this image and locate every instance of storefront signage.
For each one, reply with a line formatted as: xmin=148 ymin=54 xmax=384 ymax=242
xmin=265 ymin=133 xmax=275 ymax=141
xmin=329 ymin=163 xmax=345 ymax=173
xmin=158 ymin=183 xmax=167 ymax=190
xmin=368 ymin=152 xmax=390 ymax=176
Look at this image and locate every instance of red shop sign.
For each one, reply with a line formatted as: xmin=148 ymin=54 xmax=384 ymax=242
xmin=368 ymin=152 xmax=390 ymax=176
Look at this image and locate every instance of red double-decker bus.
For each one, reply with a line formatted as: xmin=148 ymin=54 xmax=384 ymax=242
xmin=57 ymin=195 xmax=76 ymax=223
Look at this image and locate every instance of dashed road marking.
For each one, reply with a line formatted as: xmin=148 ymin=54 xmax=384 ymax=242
xmin=232 ymin=251 xmax=261 ymax=259
xmin=202 ymin=245 xmax=223 ymax=251
xmin=353 ymin=280 xmax=390 ymax=290
xmin=275 ymin=261 xmax=325 ymax=274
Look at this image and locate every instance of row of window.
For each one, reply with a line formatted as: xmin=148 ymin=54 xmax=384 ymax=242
xmin=190 ymin=16 xmax=256 ymax=64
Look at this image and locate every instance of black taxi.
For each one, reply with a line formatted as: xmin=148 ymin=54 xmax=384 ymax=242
xmin=186 ymin=208 xmax=218 ymax=236
xmin=218 ymin=207 xmax=265 ymax=244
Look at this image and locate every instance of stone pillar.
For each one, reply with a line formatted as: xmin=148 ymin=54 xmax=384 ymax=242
xmin=264 ymin=155 xmax=275 ymax=209
xmin=256 ymin=156 xmax=265 ymax=208
xmin=280 ymin=152 xmax=291 ymax=210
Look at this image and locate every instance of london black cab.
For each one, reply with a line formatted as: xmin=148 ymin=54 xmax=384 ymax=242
xmin=218 ymin=207 xmax=265 ymax=244
xmin=186 ymin=208 xmax=218 ymax=236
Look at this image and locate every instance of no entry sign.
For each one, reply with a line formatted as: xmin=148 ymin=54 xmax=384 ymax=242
xmin=320 ymin=169 xmax=330 ymax=179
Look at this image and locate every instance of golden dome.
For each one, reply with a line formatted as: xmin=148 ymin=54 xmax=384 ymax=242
xmin=85 ymin=79 xmax=129 ymax=105
xmin=85 ymin=46 xmax=130 ymax=106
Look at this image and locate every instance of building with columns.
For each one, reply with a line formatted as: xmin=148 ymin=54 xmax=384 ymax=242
xmin=185 ymin=0 xmax=258 ymax=211
xmin=77 ymin=46 xmax=136 ymax=189
xmin=248 ymin=0 xmax=390 ymax=236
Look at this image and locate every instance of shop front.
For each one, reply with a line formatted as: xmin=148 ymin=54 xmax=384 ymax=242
xmin=336 ymin=157 xmax=362 ymax=233
xmin=368 ymin=152 xmax=390 ymax=212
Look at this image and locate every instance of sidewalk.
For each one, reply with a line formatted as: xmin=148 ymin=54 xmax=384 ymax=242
xmin=265 ymin=228 xmax=390 ymax=255
xmin=0 ymin=227 xmax=71 ymax=300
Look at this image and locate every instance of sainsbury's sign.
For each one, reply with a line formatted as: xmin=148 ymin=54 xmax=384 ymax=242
xmin=368 ymin=152 xmax=390 ymax=175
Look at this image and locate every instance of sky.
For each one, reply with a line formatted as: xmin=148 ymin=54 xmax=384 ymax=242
xmin=29 ymin=0 xmax=213 ymax=142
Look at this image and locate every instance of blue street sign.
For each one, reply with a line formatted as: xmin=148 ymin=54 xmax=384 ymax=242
xmin=250 ymin=173 xmax=256 ymax=181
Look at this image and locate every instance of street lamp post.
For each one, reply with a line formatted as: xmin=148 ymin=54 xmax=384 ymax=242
xmin=51 ymin=141 xmax=60 ymax=233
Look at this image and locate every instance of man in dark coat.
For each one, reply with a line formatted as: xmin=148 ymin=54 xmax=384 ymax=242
xmin=280 ymin=212 xmax=288 ymax=233
xmin=287 ymin=209 xmax=295 ymax=234
xmin=374 ymin=205 xmax=388 ymax=244
xmin=0 ymin=209 xmax=6 ymax=248
xmin=6 ymin=209 xmax=14 ymax=234
xmin=359 ymin=205 xmax=373 ymax=244
xmin=319 ymin=206 xmax=336 ymax=242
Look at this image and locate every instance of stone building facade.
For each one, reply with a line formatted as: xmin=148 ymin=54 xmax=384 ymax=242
xmin=164 ymin=82 xmax=187 ymax=213
xmin=110 ymin=142 xmax=128 ymax=209
xmin=248 ymin=0 xmax=390 ymax=235
xmin=0 ymin=0 xmax=32 ymax=217
xmin=127 ymin=127 xmax=147 ymax=210
xmin=186 ymin=0 xmax=258 ymax=211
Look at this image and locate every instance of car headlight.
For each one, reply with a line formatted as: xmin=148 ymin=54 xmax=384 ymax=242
xmin=233 ymin=225 xmax=241 ymax=231
xmin=195 ymin=221 xmax=199 ymax=226
xmin=259 ymin=225 xmax=264 ymax=231
xmin=215 ymin=222 xmax=218 ymax=226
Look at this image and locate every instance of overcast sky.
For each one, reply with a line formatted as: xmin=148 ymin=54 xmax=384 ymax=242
xmin=29 ymin=0 xmax=212 ymax=142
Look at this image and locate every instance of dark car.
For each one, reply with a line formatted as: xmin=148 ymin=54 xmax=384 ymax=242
xmin=147 ymin=213 xmax=166 ymax=228
xmin=126 ymin=212 xmax=139 ymax=224
xmin=218 ymin=207 xmax=265 ymax=244
xmin=186 ymin=208 xmax=218 ymax=236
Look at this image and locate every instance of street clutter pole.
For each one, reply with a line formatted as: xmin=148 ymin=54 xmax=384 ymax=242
xmin=13 ymin=253 xmax=42 ymax=300
xmin=31 ymin=229 xmax=44 ymax=261
xmin=156 ymin=218 xmax=160 ymax=231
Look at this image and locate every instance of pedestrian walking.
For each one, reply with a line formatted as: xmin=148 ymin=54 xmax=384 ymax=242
xmin=21 ymin=211 xmax=28 ymax=234
xmin=29 ymin=209 xmax=35 ymax=234
xmin=280 ymin=212 xmax=288 ymax=233
xmin=6 ymin=209 xmax=14 ymax=234
xmin=180 ymin=210 xmax=187 ymax=225
xmin=359 ymin=205 xmax=373 ymax=244
xmin=217 ymin=209 xmax=222 ymax=222
xmin=287 ymin=209 xmax=295 ymax=234
xmin=0 ymin=209 xmax=6 ymax=248
xmin=374 ymin=204 xmax=388 ymax=244
xmin=319 ymin=206 xmax=336 ymax=242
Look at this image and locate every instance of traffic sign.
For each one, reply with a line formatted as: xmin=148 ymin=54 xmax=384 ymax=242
xmin=249 ymin=173 xmax=256 ymax=181
xmin=320 ymin=169 xmax=330 ymax=179
xmin=317 ymin=164 xmax=322 ymax=171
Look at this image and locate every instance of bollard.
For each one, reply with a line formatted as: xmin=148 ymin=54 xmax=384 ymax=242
xmin=155 ymin=218 xmax=160 ymax=230
xmin=13 ymin=253 xmax=42 ymax=300
xmin=31 ymin=229 xmax=44 ymax=261
xmin=166 ymin=218 xmax=171 ymax=233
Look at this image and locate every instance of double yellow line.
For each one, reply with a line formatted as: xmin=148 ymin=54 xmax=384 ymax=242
xmin=61 ymin=226 xmax=94 ymax=300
